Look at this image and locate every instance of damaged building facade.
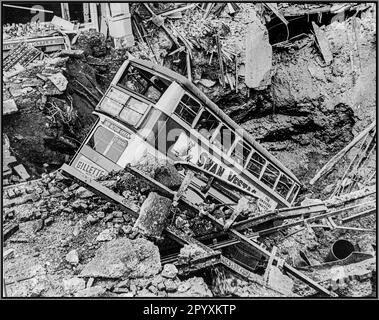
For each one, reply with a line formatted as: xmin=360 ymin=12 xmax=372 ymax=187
xmin=2 ymin=2 xmax=377 ymax=299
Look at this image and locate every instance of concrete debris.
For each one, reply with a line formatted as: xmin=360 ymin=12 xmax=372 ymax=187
xmin=244 ymin=14 xmax=272 ymax=89
xmin=161 ymin=264 xmax=179 ymax=279
xmin=168 ymin=277 xmax=213 ymax=297
xmin=266 ymin=266 xmax=294 ymax=296
xmin=80 ymin=238 xmax=161 ymax=279
xmin=13 ymin=164 xmax=30 ymax=181
xmin=95 ymin=228 xmax=114 ymax=242
xmin=134 ymin=192 xmax=172 ymax=239
xmin=3 ymin=99 xmax=18 ymax=115
xmin=312 ymin=22 xmax=333 ymax=65
xmin=63 ymin=277 xmax=86 ymax=294
xmin=74 ymin=286 xmax=106 ymax=297
xmin=48 ymin=73 xmax=68 ymax=92
xmin=178 ymin=244 xmax=207 ymax=264
xmin=65 ymin=249 xmax=79 ymax=265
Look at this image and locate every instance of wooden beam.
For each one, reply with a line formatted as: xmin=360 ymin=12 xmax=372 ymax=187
xmin=89 ymin=3 xmax=99 ymax=31
xmin=310 ymin=121 xmax=376 ymax=185
xmin=263 ymin=246 xmax=278 ymax=283
xmin=60 ymin=3 xmax=70 ymax=21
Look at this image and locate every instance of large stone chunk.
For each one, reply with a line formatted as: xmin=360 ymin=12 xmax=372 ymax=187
xmin=161 ymin=264 xmax=178 ymax=279
xmin=80 ymin=238 xmax=161 ymax=279
xmin=267 ymin=266 xmax=294 ymax=296
xmin=153 ymin=164 xmax=182 ymax=190
xmin=134 ymin=192 xmax=172 ymax=239
xmin=245 ymin=16 xmax=272 ymax=89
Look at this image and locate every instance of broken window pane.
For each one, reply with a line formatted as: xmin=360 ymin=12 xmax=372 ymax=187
xmin=247 ymin=152 xmax=265 ymax=178
xmin=117 ymin=64 xmax=170 ymax=102
xmin=119 ymin=97 xmax=149 ymax=127
xmin=174 ymin=94 xmax=201 ymax=126
xmin=275 ymin=173 xmax=294 ymax=199
xmin=194 ymin=110 xmax=219 ymax=140
xmin=231 ymin=140 xmax=252 ymax=166
xmin=287 ymin=184 xmax=300 ymax=204
xmin=261 ymin=164 xmax=280 ymax=189
xmin=87 ymin=126 xmax=128 ymax=163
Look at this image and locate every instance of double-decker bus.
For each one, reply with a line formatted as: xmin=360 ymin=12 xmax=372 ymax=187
xmin=69 ymin=58 xmax=301 ymax=212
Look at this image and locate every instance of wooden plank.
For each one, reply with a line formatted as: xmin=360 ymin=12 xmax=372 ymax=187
xmin=173 ymin=170 xmax=195 ymax=206
xmin=341 ymin=208 xmax=376 ymax=223
xmin=263 ymin=246 xmax=278 ymax=283
xmin=310 ymin=121 xmax=376 ymax=185
xmin=312 ymin=21 xmax=333 ymax=65
xmin=60 ymin=3 xmax=71 ymax=21
xmin=216 ymin=34 xmax=225 ymax=88
xmin=4 ymin=223 xmax=19 ymax=241
xmin=265 ymin=3 xmax=288 ymax=25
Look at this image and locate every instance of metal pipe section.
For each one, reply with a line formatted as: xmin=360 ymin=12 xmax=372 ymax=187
xmin=325 ymin=239 xmax=355 ymax=262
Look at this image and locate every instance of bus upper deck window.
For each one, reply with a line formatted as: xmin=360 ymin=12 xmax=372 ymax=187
xmin=231 ymin=140 xmax=252 ymax=166
xmin=275 ymin=174 xmax=294 ymax=199
xmin=287 ymin=184 xmax=300 ymax=204
xmin=213 ymin=126 xmax=235 ymax=153
xmin=261 ymin=164 xmax=280 ymax=189
xmin=119 ymin=97 xmax=149 ymax=127
xmin=247 ymin=152 xmax=265 ymax=178
xmin=195 ymin=110 xmax=219 ymax=140
xmin=87 ymin=126 xmax=128 ymax=163
xmin=118 ymin=65 xmax=170 ymax=103
xmin=174 ymin=94 xmax=201 ymax=126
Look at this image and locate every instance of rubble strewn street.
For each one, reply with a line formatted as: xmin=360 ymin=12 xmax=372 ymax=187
xmin=2 ymin=2 xmax=376 ymax=299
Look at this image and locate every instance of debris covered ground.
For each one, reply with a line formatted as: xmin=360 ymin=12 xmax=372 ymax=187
xmin=2 ymin=2 xmax=377 ymax=298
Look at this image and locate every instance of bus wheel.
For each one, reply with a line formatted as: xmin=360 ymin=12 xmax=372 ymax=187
xmin=134 ymin=192 xmax=172 ymax=241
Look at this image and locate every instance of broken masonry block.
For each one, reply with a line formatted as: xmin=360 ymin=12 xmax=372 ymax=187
xmin=134 ymin=192 xmax=172 ymax=240
xmin=153 ymin=164 xmax=183 ymax=190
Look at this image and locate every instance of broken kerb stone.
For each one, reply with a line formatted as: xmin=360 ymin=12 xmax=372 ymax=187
xmin=134 ymin=192 xmax=172 ymax=240
xmin=80 ymin=238 xmax=161 ymax=279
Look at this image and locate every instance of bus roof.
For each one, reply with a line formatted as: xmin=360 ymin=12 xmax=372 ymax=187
xmin=129 ymin=58 xmax=301 ymax=184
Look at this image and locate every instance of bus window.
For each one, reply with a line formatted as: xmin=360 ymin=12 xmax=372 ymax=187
xmin=117 ymin=64 xmax=171 ymax=102
xmin=213 ymin=125 xmax=236 ymax=153
xmin=194 ymin=110 xmax=219 ymax=140
xmin=119 ymin=97 xmax=149 ymax=126
xmin=247 ymin=152 xmax=265 ymax=178
xmin=174 ymin=94 xmax=201 ymax=126
xmin=231 ymin=140 xmax=252 ymax=166
xmin=261 ymin=164 xmax=280 ymax=189
xmin=275 ymin=173 xmax=294 ymax=199
xmin=87 ymin=126 xmax=128 ymax=163
xmin=287 ymin=184 xmax=300 ymax=204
